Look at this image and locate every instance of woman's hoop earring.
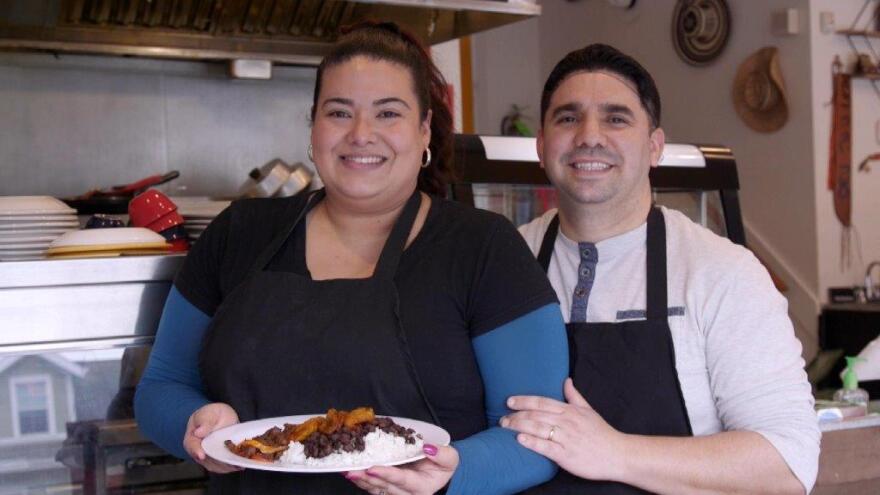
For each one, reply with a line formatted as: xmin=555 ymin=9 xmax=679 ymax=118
xmin=307 ymin=144 xmax=314 ymax=162
xmin=421 ymin=147 xmax=431 ymax=168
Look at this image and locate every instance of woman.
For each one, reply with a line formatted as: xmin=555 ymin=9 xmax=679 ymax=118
xmin=134 ymin=22 xmax=568 ymax=494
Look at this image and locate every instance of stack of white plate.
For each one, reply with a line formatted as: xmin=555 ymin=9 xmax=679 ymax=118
xmin=0 ymin=196 xmax=79 ymax=261
xmin=171 ymin=197 xmax=231 ymax=242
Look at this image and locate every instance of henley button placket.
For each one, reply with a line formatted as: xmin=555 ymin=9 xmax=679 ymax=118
xmin=570 ymin=241 xmax=598 ymax=323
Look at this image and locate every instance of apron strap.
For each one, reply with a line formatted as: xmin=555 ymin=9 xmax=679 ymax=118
xmin=373 ymin=190 xmax=423 ymax=281
xmin=537 ymin=213 xmax=560 ymax=272
xmin=250 ymin=189 xmax=325 ymax=275
xmin=645 ymin=206 xmax=668 ymax=320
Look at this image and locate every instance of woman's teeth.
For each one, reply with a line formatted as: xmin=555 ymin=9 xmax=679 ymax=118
xmin=571 ymin=161 xmax=610 ymax=171
xmin=346 ymin=155 xmax=384 ymax=164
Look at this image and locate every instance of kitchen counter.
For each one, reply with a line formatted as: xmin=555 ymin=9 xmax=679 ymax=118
xmin=815 ymin=401 xmax=880 ymax=494
xmin=0 ymin=254 xmax=204 ymax=494
xmin=823 ymin=302 xmax=880 ymax=313
xmin=0 ymin=254 xmax=184 ymax=354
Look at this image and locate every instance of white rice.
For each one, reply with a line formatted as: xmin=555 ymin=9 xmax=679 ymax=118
xmin=280 ymin=430 xmax=423 ymax=467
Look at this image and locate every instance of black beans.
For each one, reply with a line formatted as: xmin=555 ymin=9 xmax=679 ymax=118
xmin=300 ymin=417 xmax=421 ymax=459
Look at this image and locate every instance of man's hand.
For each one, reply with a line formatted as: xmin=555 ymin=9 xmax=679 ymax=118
xmin=345 ymin=444 xmax=459 ymax=495
xmin=183 ymin=402 xmax=243 ymax=474
xmin=501 ymin=377 xmax=628 ymax=481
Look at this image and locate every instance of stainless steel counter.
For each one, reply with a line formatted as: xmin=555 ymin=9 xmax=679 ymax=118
xmin=820 ymin=401 xmax=880 ymax=432
xmin=0 ymin=255 xmax=184 ymax=355
xmin=816 ymin=402 xmax=880 ymax=493
xmin=0 ymin=254 xmax=204 ymax=494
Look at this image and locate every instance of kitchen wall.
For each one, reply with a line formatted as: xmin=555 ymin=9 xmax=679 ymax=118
xmin=810 ymin=0 xmax=880 ymax=306
xmin=0 ymin=53 xmax=316 ymax=198
xmin=470 ymin=17 xmax=541 ymax=135
xmin=431 ymin=39 xmax=464 ymax=133
xmin=0 ymin=38 xmax=465 ymax=199
xmin=471 ymin=0 xmax=824 ymax=358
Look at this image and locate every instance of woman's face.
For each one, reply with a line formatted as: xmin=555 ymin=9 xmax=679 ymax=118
xmin=311 ymin=56 xmax=431 ymax=208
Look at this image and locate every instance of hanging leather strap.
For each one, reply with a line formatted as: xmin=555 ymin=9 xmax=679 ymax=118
xmin=828 ymin=61 xmax=852 ymax=227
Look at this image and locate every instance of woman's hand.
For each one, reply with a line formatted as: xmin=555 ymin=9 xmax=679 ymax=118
xmin=500 ymin=378 xmax=628 ymax=482
xmin=183 ymin=402 xmax=243 ymax=474
xmin=345 ymin=444 xmax=458 ymax=495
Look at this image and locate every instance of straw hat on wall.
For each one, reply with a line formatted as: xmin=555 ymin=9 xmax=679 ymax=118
xmin=732 ymin=46 xmax=789 ymax=133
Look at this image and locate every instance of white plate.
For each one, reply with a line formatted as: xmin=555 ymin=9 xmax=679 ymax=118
xmin=49 ymin=227 xmax=165 ymax=249
xmin=0 ymin=242 xmax=52 ymax=250
xmin=171 ymin=197 xmax=231 ymax=217
xmin=0 ymin=230 xmax=75 ymax=240
xmin=0 ymin=234 xmax=63 ymax=244
xmin=0 ymin=222 xmax=79 ymax=231
xmin=0 ymin=217 xmax=78 ymax=225
xmin=0 ymin=249 xmax=45 ymax=256
xmin=202 ymin=415 xmax=450 ymax=473
xmin=0 ymin=214 xmax=78 ymax=222
xmin=0 ymin=255 xmax=44 ymax=262
xmin=0 ymin=196 xmax=76 ymax=215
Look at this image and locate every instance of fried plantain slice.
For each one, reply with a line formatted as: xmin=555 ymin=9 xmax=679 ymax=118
xmin=319 ymin=408 xmax=347 ymax=434
xmin=290 ymin=416 xmax=325 ymax=442
xmin=242 ymin=438 xmax=289 ymax=454
xmin=344 ymin=407 xmax=375 ymax=427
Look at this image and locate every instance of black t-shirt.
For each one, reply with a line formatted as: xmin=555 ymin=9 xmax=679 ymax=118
xmin=175 ymin=193 xmax=557 ymax=436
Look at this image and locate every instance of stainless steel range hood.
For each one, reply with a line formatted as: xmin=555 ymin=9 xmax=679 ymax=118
xmin=0 ymin=0 xmax=540 ymax=66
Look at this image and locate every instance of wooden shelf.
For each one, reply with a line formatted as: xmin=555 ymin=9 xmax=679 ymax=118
xmin=853 ymin=73 xmax=880 ymax=80
xmin=838 ymin=29 xmax=880 ymax=38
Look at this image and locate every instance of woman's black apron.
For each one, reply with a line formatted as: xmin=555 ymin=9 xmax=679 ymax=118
xmin=524 ymin=208 xmax=693 ymax=495
xmin=200 ymin=190 xmax=439 ymax=494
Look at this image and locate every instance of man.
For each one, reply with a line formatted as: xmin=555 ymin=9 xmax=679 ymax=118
xmin=503 ymin=44 xmax=820 ymax=494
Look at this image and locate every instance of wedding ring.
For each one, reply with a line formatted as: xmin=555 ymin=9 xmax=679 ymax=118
xmin=547 ymin=425 xmax=557 ymax=441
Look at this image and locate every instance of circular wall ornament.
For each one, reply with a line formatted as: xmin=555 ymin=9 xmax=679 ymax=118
xmin=672 ymin=0 xmax=731 ymax=66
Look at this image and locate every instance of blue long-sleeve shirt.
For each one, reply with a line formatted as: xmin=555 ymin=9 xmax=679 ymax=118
xmin=135 ymin=286 xmax=567 ymax=494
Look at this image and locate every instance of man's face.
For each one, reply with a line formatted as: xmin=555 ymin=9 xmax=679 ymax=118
xmin=537 ymin=70 xmax=664 ymax=210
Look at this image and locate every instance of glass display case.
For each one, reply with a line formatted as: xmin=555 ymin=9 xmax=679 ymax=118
xmin=451 ymin=135 xmax=745 ymax=246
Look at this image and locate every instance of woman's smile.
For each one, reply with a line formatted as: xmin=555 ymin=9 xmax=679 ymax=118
xmin=339 ymin=153 xmax=388 ymax=169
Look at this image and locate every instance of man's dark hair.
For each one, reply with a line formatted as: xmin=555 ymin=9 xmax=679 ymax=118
xmin=540 ymin=44 xmax=661 ymax=130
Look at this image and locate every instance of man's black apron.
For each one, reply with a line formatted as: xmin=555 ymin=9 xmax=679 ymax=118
xmin=200 ymin=190 xmax=438 ymax=494
xmin=525 ymin=208 xmax=693 ymax=495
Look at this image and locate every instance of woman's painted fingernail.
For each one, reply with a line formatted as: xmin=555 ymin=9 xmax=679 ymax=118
xmin=345 ymin=473 xmax=359 ymax=480
xmin=507 ymin=397 xmax=516 ymax=408
xmin=423 ymin=444 xmax=438 ymax=456
xmin=500 ymin=416 xmax=509 ymax=427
